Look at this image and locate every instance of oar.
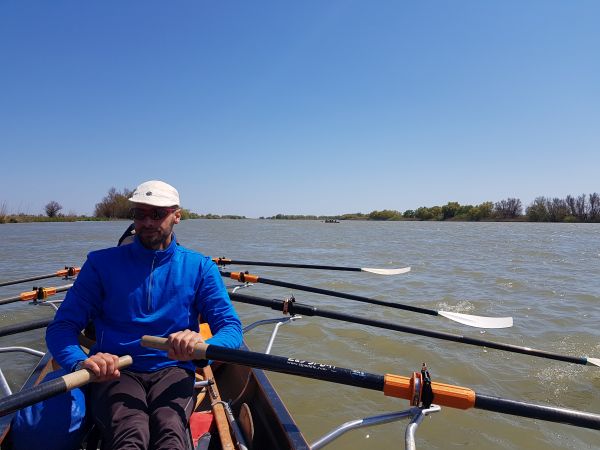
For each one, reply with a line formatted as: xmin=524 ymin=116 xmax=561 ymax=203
xmin=0 ymin=318 xmax=53 ymax=338
xmin=0 ymin=267 xmax=80 ymax=288
xmin=222 ymin=272 xmax=512 ymax=329
xmin=0 ymin=283 xmax=73 ymax=306
xmin=213 ymin=258 xmax=410 ymax=275
xmin=0 ymin=355 xmax=132 ymax=418
xmin=201 ymin=365 xmax=237 ymax=450
xmin=229 ymin=292 xmax=600 ymax=368
xmin=141 ymin=337 xmax=600 ymax=430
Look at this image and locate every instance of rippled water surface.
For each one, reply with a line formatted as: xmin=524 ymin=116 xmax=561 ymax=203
xmin=1 ymin=220 xmax=599 ymax=449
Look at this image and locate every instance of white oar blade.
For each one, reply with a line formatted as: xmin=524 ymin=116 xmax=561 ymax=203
xmin=361 ymin=267 xmax=411 ymax=275
xmin=587 ymin=357 xmax=600 ymax=367
xmin=438 ymin=311 xmax=513 ymax=329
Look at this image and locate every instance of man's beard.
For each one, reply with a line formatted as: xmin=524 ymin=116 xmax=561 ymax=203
xmin=137 ymin=227 xmax=171 ymax=250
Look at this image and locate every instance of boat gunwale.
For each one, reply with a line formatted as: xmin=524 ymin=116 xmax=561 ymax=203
xmin=239 ymin=341 xmax=310 ymax=450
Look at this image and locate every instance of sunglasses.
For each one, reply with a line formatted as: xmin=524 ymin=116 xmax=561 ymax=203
xmin=130 ymin=207 xmax=178 ymax=221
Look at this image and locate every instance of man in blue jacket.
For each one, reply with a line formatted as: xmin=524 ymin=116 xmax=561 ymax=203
xmin=46 ymin=180 xmax=243 ymax=450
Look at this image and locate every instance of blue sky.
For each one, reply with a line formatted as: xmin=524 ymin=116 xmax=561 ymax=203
xmin=1 ymin=1 xmax=598 ymax=218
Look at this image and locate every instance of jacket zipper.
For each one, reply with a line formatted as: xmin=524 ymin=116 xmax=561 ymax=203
xmin=148 ymin=256 xmax=156 ymax=311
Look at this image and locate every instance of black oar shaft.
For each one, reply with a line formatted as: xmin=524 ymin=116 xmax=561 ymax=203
xmin=142 ymin=336 xmax=384 ymax=391
xmin=224 ymin=272 xmax=437 ymax=317
xmin=0 ymin=267 xmax=79 ymax=288
xmin=0 ymin=273 xmax=56 ymax=288
xmin=475 ymin=394 xmax=600 ymax=430
xmin=0 ymin=318 xmax=52 ymax=338
xmin=0 ymin=294 xmax=22 ymax=306
xmin=141 ymin=337 xmax=600 ymax=430
xmin=229 ymin=292 xmax=589 ymax=366
xmin=217 ymin=259 xmax=362 ymax=272
xmin=208 ymin=343 xmax=385 ymax=391
xmin=0 ymin=375 xmax=68 ymax=417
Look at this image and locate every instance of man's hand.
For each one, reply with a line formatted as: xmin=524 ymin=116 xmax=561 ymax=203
xmin=167 ymin=329 xmax=204 ymax=361
xmin=81 ymin=352 xmax=121 ymax=382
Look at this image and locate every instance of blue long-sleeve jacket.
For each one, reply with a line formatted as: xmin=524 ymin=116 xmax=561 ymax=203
xmin=46 ymin=234 xmax=242 ymax=372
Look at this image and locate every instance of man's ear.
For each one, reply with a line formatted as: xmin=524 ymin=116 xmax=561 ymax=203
xmin=174 ymin=209 xmax=182 ymax=224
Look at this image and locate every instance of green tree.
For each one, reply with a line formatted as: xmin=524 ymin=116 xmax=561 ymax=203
xmin=477 ymin=201 xmax=493 ymax=219
xmin=463 ymin=202 xmax=492 ymax=221
xmin=94 ymin=187 xmax=133 ymax=219
xmin=526 ymin=197 xmax=549 ymax=222
xmin=415 ymin=207 xmax=433 ymax=220
xmin=455 ymin=204 xmax=473 ymax=219
xmin=179 ymin=209 xmax=201 ymax=220
xmin=368 ymin=209 xmax=402 ymax=220
xmin=442 ymin=202 xmax=460 ymax=220
xmin=429 ymin=206 xmax=443 ymax=220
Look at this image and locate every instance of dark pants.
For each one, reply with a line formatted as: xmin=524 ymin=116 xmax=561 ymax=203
xmin=90 ymin=366 xmax=196 ymax=450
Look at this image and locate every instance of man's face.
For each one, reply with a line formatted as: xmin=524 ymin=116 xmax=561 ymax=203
xmin=130 ymin=204 xmax=181 ymax=250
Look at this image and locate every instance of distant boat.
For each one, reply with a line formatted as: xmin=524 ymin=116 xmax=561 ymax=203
xmin=324 ymin=219 xmax=340 ymax=223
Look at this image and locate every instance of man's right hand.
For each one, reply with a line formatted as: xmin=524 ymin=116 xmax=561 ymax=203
xmin=80 ymin=352 xmax=121 ymax=382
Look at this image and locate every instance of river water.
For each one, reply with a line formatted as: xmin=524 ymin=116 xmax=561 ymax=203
xmin=0 ymin=220 xmax=599 ymax=449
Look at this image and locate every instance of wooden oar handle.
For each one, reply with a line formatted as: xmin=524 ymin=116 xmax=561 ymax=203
xmin=65 ymin=355 xmax=133 ymax=389
xmin=141 ymin=335 xmax=209 ymax=360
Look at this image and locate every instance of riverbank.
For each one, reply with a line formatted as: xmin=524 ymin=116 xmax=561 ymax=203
xmin=0 ymin=214 xmax=245 ymax=224
xmin=0 ymin=215 xmax=105 ymax=224
xmin=3 ymin=214 xmax=598 ymax=224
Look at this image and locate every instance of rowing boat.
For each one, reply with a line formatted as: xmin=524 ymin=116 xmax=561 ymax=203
xmin=0 ymin=328 xmax=310 ymax=449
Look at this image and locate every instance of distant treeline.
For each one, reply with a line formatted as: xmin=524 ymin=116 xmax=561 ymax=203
xmin=265 ymin=193 xmax=600 ymax=223
xmin=0 ymin=213 xmax=104 ymax=224
xmin=199 ymin=214 xmax=246 ymax=220
xmin=0 ymin=187 xmax=246 ymax=224
xmin=263 ymin=214 xmax=342 ymax=220
xmin=1 ymin=190 xmax=598 ymax=224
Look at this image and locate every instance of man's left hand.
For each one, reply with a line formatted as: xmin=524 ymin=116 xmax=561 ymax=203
xmin=167 ymin=329 xmax=204 ymax=361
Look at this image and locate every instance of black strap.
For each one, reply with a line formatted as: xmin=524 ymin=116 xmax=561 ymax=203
xmin=421 ymin=363 xmax=434 ymax=408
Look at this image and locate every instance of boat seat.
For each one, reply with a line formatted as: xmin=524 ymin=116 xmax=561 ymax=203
xmin=189 ymin=411 xmax=214 ymax=448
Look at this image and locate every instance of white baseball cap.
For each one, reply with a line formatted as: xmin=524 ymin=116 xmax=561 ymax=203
xmin=128 ymin=180 xmax=180 ymax=207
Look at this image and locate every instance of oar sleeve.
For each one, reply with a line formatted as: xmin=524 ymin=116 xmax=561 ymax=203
xmin=229 ymin=272 xmax=260 ymax=283
xmin=384 ymin=374 xmax=476 ymax=409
